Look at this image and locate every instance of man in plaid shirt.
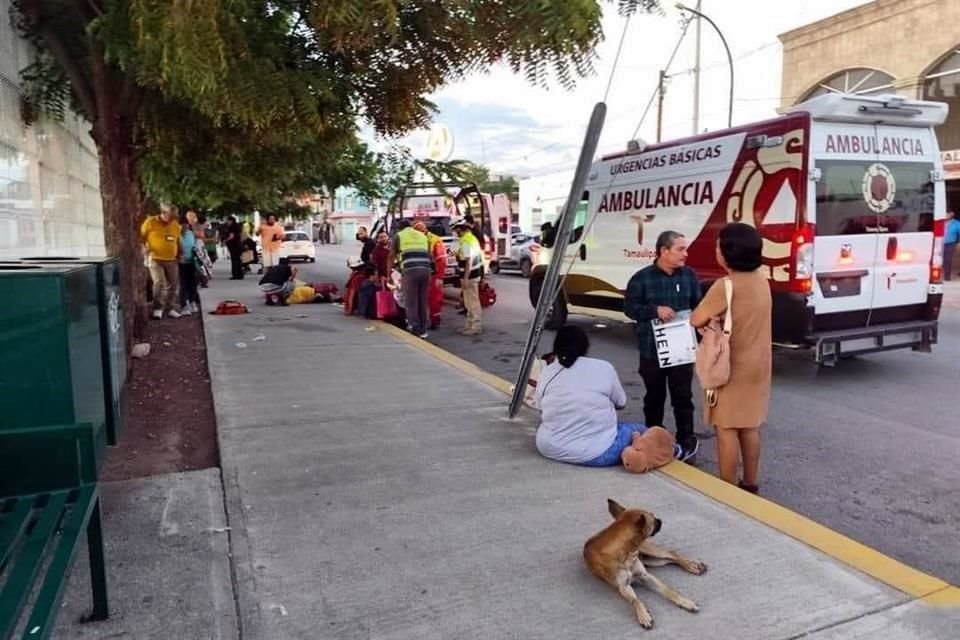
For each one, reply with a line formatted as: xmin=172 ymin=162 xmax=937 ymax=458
xmin=624 ymin=230 xmax=702 ymax=461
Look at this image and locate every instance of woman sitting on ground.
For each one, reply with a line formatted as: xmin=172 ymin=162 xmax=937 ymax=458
xmin=533 ymin=326 xmax=648 ymax=466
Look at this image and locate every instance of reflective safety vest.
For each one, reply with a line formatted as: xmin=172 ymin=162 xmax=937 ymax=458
xmin=457 ymin=231 xmax=483 ymax=279
xmin=397 ymin=227 xmax=431 ymax=271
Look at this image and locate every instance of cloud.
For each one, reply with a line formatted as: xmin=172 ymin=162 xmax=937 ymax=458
xmin=375 ymin=0 xmax=873 ymax=180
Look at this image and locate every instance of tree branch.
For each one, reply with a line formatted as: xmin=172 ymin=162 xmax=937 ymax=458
xmin=34 ymin=22 xmax=98 ymax=121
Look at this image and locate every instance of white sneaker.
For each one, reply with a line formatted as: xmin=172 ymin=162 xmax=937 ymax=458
xmin=152 ymin=309 xmax=163 ymax=320
xmin=179 ymin=306 xmax=192 ymax=316
xmin=189 ymin=302 xmax=199 ymax=313
xmin=168 ymin=309 xmax=182 ymax=319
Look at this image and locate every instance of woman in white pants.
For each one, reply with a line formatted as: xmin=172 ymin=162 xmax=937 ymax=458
xmin=258 ymin=215 xmax=285 ymax=272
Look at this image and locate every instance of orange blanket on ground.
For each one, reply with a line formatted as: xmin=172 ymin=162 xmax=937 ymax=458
xmin=621 ymin=426 xmax=676 ymax=473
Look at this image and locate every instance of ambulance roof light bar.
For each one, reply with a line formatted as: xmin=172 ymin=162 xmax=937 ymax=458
xmin=626 ymin=138 xmax=648 ymax=155
xmin=787 ymin=93 xmax=948 ymax=127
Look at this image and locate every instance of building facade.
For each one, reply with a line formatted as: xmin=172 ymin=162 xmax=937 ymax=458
xmin=518 ymin=169 xmax=574 ymax=234
xmin=779 ymin=0 xmax=960 ymax=209
xmin=0 ymin=0 xmax=105 ymax=258
xmin=330 ymin=186 xmax=378 ymax=243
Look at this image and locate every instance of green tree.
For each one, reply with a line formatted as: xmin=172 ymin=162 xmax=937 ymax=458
xmin=457 ymin=161 xmax=519 ymax=195
xmin=13 ymin=0 xmax=661 ymax=338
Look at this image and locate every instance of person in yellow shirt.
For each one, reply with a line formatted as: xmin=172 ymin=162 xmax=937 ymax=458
xmin=257 ymin=215 xmax=285 ymax=272
xmin=141 ymin=204 xmax=182 ymax=319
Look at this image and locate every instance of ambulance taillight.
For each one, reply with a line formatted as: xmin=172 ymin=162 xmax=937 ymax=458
xmin=791 ymin=224 xmax=815 ymax=294
xmin=930 ymin=219 xmax=945 ymax=284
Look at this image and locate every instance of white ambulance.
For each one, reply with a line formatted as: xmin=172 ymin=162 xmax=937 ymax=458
xmin=530 ymin=93 xmax=948 ymax=365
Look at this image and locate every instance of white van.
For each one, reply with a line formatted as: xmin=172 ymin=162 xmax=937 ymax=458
xmin=530 ymin=93 xmax=948 ymax=365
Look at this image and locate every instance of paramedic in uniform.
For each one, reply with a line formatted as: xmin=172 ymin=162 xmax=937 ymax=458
xmin=413 ymin=220 xmax=447 ymax=329
xmin=388 ymin=219 xmax=434 ymax=338
xmin=453 ymin=218 xmax=483 ymax=335
xmin=624 ymin=230 xmax=701 ymax=462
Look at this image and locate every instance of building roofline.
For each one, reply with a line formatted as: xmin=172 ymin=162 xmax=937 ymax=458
xmin=778 ymin=0 xmax=883 ymax=43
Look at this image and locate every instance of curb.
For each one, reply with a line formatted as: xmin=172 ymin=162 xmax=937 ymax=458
xmin=377 ymin=320 xmax=958 ymax=605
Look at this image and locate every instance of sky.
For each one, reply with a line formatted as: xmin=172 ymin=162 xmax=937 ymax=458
xmin=373 ymin=0 xmax=874 ymax=179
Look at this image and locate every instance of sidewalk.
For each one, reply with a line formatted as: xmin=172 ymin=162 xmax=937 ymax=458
xmin=198 ymin=265 xmax=957 ymax=640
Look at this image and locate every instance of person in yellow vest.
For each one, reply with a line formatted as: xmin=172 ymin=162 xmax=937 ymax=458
xmin=140 ymin=204 xmax=182 ymax=319
xmin=413 ymin=221 xmax=447 ymax=329
xmin=387 ymin=219 xmax=435 ymax=338
xmin=453 ymin=218 xmax=483 ymax=335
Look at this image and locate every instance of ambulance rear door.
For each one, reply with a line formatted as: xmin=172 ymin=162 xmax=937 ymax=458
xmin=866 ymin=123 xmax=938 ymax=317
xmin=810 ymin=123 xmax=937 ymax=325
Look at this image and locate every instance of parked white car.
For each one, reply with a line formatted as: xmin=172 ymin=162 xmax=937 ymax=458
xmin=279 ymin=230 xmax=316 ymax=262
xmin=491 ymin=233 xmax=540 ymax=278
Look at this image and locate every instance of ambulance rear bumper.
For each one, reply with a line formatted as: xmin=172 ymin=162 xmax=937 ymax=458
xmin=772 ymin=291 xmax=941 ymax=364
xmin=808 ymin=320 xmax=938 ymax=366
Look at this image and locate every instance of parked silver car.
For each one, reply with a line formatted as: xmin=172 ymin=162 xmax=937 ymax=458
xmin=491 ymin=233 xmax=540 ymax=278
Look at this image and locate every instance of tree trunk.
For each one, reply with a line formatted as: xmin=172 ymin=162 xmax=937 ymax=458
xmin=90 ymin=55 xmax=148 ymax=346
xmin=95 ymin=126 xmax=147 ymax=344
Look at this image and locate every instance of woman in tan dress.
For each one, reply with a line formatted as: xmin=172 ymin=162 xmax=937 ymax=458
xmin=690 ymin=223 xmax=772 ymax=493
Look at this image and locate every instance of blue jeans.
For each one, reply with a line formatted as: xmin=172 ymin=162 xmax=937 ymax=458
xmin=258 ymin=281 xmax=295 ymax=299
xmin=583 ymin=422 xmax=647 ymax=467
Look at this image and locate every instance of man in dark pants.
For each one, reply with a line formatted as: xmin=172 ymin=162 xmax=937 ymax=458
xmin=624 ymin=230 xmax=702 ymax=462
xmin=222 ymin=216 xmax=244 ymax=279
xmin=387 ymin=219 xmax=434 ymax=338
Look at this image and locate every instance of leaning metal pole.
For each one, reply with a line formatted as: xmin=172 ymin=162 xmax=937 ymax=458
xmin=507 ymin=102 xmax=607 ymax=418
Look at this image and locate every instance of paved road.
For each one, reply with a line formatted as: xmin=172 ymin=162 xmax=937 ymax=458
xmin=291 ymin=242 xmax=960 ymax=585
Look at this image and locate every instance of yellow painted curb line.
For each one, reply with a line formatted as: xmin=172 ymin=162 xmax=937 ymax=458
xmin=378 ymin=322 xmax=515 ymax=396
xmin=660 ymin=462 xmax=951 ymax=599
xmin=922 ymin=586 xmax=960 ymax=607
xmin=379 ymin=321 xmax=957 ymax=602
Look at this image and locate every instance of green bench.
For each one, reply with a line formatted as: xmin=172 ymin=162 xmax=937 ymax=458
xmin=0 ymin=424 xmax=108 ymax=639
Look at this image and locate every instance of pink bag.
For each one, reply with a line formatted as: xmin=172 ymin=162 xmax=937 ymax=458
xmin=376 ymin=290 xmax=399 ymax=319
xmin=695 ymin=278 xmax=733 ymax=407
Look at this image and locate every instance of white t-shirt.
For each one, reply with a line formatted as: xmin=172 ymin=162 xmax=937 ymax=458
xmin=533 ymin=356 xmax=627 ymax=464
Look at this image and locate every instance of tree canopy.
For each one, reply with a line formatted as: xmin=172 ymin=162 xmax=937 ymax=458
xmin=12 ymin=0 xmax=662 ymax=336
xmin=15 ymin=0 xmax=662 ymax=204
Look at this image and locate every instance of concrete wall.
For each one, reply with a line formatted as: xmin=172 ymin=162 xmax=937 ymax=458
xmin=518 ymin=169 xmax=573 ymax=233
xmin=0 ymin=0 xmax=105 ymax=258
xmin=779 ymin=0 xmax=960 ymax=107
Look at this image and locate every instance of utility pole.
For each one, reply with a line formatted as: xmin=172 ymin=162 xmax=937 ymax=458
xmin=677 ymin=2 xmax=733 ymax=128
xmin=692 ymin=0 xmax=702 ymax=135
xmin=656 ymin=70 xmax=666 ymax=143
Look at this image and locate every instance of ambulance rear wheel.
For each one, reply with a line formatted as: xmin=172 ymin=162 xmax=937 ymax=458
xmin=489 ymin=261 xmax=500 ymax=274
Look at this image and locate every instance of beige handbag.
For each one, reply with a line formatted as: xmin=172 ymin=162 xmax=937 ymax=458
xmin=695 ymin=278 xmax=732 ymax=407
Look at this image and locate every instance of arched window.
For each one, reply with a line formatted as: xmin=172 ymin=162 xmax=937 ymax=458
xmin=922 ymin=48 xmax=960 ymax=151
xmin=800 ymin=68 xmax=896 ymax=102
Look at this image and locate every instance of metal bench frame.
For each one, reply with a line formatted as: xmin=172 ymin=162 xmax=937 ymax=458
xmin=0 ymin=424 xmax=108 ymax=640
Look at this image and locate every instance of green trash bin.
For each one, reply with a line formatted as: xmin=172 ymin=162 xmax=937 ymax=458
xmin=18 ymin=256 xmax=127 ymax=445
xmin=0 ymin=263 xmax=107 ymax=466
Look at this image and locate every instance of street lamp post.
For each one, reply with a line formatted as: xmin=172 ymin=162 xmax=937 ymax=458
xmin=676 ymin=3 xmax=733 ymax=129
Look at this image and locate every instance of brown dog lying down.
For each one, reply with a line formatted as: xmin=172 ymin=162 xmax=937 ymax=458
xmin=583 ymin=499 xmax=707 ymax=629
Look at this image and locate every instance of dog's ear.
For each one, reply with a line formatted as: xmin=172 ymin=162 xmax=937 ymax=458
xmin=607 ymin=499 xmax=625 ymax=518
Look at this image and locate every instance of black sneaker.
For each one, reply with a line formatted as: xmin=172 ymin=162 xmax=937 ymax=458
xmin=678 ymin=436 xmax=699 ymax=463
